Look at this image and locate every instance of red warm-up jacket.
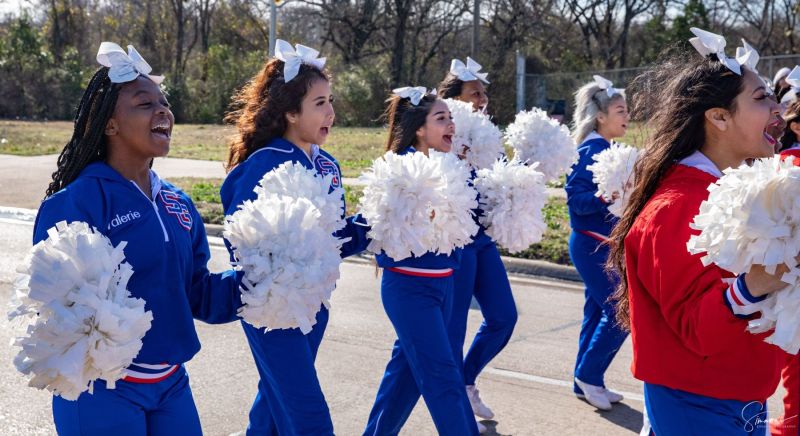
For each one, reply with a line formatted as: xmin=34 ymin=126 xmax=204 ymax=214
xmin=624 ymin=163 xmax=782 ymax=402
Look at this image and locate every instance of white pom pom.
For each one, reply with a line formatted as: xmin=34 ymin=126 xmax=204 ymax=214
xmin=475 ymin=159 xmax=548 ymax=253
xmin=443 ymin=98 xmax=504 ymax=170
xmin=586 ymin=143 xmax=639 ymax=217
xmin=255 ymin=161 xmax=345 ymax=234
xmin=504 ymin=108 xmax=578 ymax=182
xmin=687 ymin=156 xmax=800 ymax=353
xmin=224 ymin=194 xmax=343 ymax=334
xmin=8 ymin=221 xmax=152 ymax=400
xmin=358 ymin=150 xmax=478 ymax=260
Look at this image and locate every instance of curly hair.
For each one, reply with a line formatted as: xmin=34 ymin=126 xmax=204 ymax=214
xmin=224 ymin=59 xmax=330 ymax=170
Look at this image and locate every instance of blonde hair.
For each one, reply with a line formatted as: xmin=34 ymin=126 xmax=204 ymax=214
xmin=571 ymin=81 xmax=625 ymax=144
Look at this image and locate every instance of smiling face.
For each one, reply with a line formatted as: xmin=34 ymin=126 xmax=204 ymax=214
xmin=415 ymin=100 xmax=455 ymax=153
xmin=285 ymin=78 xmax=335 ymax=148
xmin=105 ymin=76 xmax=174 ymax=161
xmin=596 ymin=96 xmax=629 ymax=140
xmin=457 ymin=80 xmax=489 ymax=112
xmin=721 ymin=69 xmax=782 ymax=159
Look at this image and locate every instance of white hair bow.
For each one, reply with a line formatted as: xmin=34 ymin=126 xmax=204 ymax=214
xmin=689 ymin=28 xmax=742 ymax=75
xmin=450 ymin=57 xmax=490 ymax=84
xmin=781 ymin=66 xmax=800 ymax=104
xmin=274 ymin=39 xmax=326 ymax=83
xmin=593 ymin=75 xmax=623 ymax=98
xmin=96 ymin=42 xmax=164 ymax=85
xmin=393 ymin=87 xmax=436 ymax=106
xmin=736 ymin=39 xmax=773 ymax=95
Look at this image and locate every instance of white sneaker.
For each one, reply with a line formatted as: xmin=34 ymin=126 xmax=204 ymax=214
xmin=604 ymin=388 xmax=624 ymax=403
xmin=574 ymin=378 xmax=612 ymax=411
xmin=575 ymin=385 xmax=624 ymax=403
xmin=466 ymin=385 xmax=495 ymax=420
xmin=476 ymin=419 xmax=488 ymax=434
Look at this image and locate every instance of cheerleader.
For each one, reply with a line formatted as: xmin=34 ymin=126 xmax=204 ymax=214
xmin=566 ymin=75 xmax=630 ymax=410
xmin=35 ymin=42 xmax=243 ymax=435
xmin=362 ymin=89 xmax=479 ymax=436
xmin=772 ymin=99 xmax=800 ymax=436
xmin=607 ymin=28 xmax=785 ymax=434
xmin=437 ymin=57 xmax=517 ymax=427
xmin=220 ymin=40 xmax=369 ymax=436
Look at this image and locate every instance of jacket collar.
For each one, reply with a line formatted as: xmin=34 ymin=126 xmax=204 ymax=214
xmin=79 ymin=161 xmax=162 ymax=198
xmin=249 ymin=137 xmax=320 ymax=166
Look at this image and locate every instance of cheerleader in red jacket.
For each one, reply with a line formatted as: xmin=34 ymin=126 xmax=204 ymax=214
xmin=607 ymin=28 xmax=786 ymax=435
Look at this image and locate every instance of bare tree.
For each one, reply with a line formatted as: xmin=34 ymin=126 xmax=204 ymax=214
xmin=558 ymin=0 xmax=660 ymax=68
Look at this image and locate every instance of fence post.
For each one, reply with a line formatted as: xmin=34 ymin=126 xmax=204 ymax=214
xmin=516 ymin=50 xmax=525 ymax=113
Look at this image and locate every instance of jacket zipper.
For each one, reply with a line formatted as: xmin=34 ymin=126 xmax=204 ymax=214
xmin=131 ymin=181 xmax=169 ymax=242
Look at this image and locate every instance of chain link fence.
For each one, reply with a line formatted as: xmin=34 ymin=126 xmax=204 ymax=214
xmin=517 ymin=54 xmax=800 ymax=123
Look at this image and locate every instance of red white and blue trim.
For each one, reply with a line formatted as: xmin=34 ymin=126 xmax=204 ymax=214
xmin=579 ymin=230 xmax=609 ymax=243
xmin=387 ymin=266 xmax=454 ymax=278
xmin=723 ymin=274 xmax=767 ymax=319
xmin=123 ymin=362 xmax=180 ymax=384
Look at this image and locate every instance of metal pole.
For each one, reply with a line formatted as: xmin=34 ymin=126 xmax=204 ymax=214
xmin=471 ymin=0 xmax=480 ymax=57
xmin=516 ymin=50 xmax=525 ymax=112
xmin=269 ymin=0 xmax=277 ymax=56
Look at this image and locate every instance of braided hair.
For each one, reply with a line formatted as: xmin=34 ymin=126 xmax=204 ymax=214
xmin=46 ymin=67 xmax=121 ymax=197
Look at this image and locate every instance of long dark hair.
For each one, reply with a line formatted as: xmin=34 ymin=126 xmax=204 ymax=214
xmin=437 ymin=73 xmax=464 ymax=99
xmin=46 ymin=68 xmax=121 ymax=197
xmin=384 ymin=93 xmax=438 ymax=153
xmin=224 ymin=59 xmax=330 ymax=170
xmin=780 ymin=100 xmax=800 ymax=151
xmin=607 ymin=50 xmax=745 ymax=329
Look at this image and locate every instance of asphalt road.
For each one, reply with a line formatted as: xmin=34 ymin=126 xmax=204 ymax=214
xmin=0 ymin=219 xmax=784 ymax=435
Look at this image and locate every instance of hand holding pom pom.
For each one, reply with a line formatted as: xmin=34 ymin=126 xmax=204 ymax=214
xmin=358 ymin=150 xmax=478 ymax=260
xmin=443 ymin=98 xmax=504 ymax=170
xmin=224 ymin=193 xmax=344 ymax=334
xmin=687 ymin=156 xmax=800 ymax=353
xmin=586 ymin=143 xmax=639 ymax=217
xmin=8 ymin=221 xmax=152 ymax=400
xmin=474 ymin=159 xmax=548 ymax=253
xmin=504 ymin=108 xmax=578 ymax=183
xmin=255 ymin=160 xmax=346 ymax=234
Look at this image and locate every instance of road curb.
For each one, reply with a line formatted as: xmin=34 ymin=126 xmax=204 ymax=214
xmin=204 ymin=223 xmax=581 ymax=283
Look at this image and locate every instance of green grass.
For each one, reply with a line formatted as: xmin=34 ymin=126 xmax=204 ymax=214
xmin=498 ymin=197 xmax=572 ymax=265
xmin=2 ymin=120 xmax=577 ymax=266
xmin=0 ymin=120 xmax=386 ymax=177
xmin=169 ymin=177 xmax=225 ymax=226
xmin=167 ymin=177 xmax=573 ymax=266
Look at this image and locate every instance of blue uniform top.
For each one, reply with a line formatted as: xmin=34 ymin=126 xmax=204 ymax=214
xmin=374 ymin=146 xmax=462 ymax=270
xmin=220 ymin=137 xmax=370 ymax=259
xmin=565 ymin=133 xmax=618 ymax=237
xmin=33 ymin=162 xmax=243 ymax=366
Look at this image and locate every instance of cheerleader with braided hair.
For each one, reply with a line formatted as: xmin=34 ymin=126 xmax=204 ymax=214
xmin=34 ymin=42 xmax=243 ymax=435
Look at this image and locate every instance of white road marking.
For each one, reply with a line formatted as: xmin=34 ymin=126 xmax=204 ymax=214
xmin=484 ymin=367 xmax=644 ymax=402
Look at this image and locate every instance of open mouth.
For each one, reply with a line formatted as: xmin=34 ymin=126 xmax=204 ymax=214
xmin=151 ymin=122 xmax=171 ymax=139
xmin=442 ymin=134 xmax=453 ymax=146
xmin=764 ymin=130 xmax=777 ymax=146
xmin=764 ymin=118 xmax=782 ymax=146
xmin=320 ymin=126 xmax=330 ymax=136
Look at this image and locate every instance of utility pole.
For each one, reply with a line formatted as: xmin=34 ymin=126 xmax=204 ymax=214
xmin=471 ymin=0 xmax=480 ymax=57
xmin=269 ymin=0 xmax=279 ymax=56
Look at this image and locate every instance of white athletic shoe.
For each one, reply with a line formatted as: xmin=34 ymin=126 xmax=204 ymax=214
xmin=575 ymin=384 xmax=624 ymax=403
xmin=604 ymin=388 xmax=624 ymax=403
xmin=575 ymin=378 xmax=613 ymax=411
xmin=466 ymin=385 xmax=495 ymax=420
xmin=477 ymin=419 xmax=488 ymax=434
